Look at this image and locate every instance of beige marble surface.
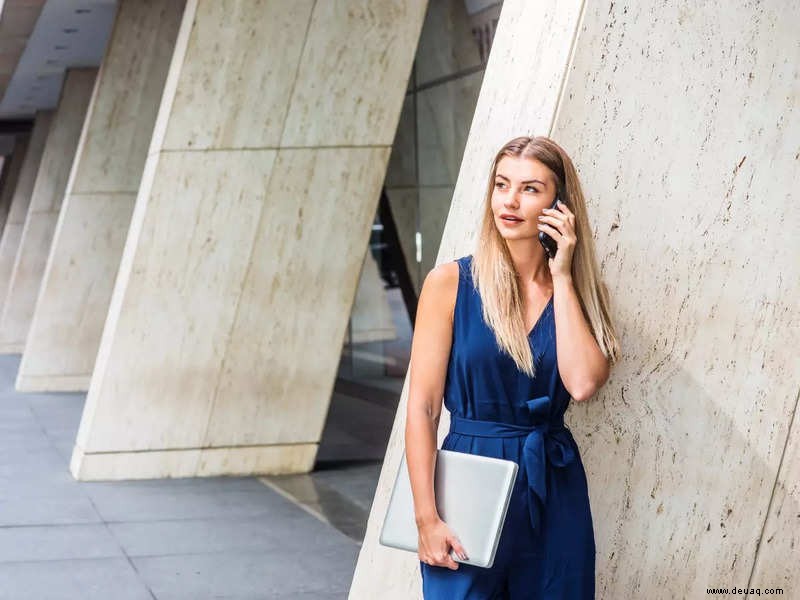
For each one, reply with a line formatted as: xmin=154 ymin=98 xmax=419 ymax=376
xmin=351 ymin=0 xmax=800 ymax=597
xmin=0 ymin=112 xmax=51 ymax=325
xmin=549 ymin=0 xmax=799 ymax=595
xmin=0 ymin=69 xmax=95 ymax=352
xmin=161 ymin=0 xmax=313 ymax=151
xmin=72 ymin=0 xmax=426 ymax=480
xmin=17 ymin=0 xmax=184 ymax=391
xmin=281 ymin=1 xmax=427 ymax=147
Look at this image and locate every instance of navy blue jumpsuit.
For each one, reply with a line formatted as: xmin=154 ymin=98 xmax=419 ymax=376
xmin=419 ymin=254 xmax=596 ymax=599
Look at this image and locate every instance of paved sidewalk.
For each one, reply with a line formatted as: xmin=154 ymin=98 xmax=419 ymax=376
xmin=0 ymin=355 xmax=358 ymax=599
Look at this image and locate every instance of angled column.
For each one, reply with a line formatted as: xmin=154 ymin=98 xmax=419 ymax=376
xmin=0 ymin=111 xmax=52 ymax=328
xmin=17 ymin=0 xmax=186 ymax=392
xmin=0 ymin=133 xmax=30 ymax=233
xmin=71 ymin=0 xmax=426 ymax=481
xmin=351 ymin=0 xmax=800 ymax=597
xmin=0 ymin=69 xmax=96 ymax=353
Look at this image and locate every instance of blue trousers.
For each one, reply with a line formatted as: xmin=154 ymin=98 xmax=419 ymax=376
xmin=419 ymin=412 xmax=596 ymax=598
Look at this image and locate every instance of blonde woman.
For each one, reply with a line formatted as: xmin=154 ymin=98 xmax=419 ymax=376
xmin=406 ymin=136 xmax=620 ymax=598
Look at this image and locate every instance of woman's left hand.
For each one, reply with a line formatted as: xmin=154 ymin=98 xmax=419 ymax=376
xmin=537 ymin=199 xmax=577 ymax=279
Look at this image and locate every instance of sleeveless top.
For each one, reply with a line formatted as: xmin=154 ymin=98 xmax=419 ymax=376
xmin=441 ymin=254 xmax=582 ymax=537
xmin=443 ymin=254 xmax=571 ymax=424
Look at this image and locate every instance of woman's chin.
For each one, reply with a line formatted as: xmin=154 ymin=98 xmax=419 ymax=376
xmin=496 ymin=228 xmax=533 ymax=241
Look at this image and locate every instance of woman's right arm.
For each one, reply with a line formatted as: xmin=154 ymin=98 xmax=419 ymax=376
xmin=404 ymin=261 xmax=466 ymax=569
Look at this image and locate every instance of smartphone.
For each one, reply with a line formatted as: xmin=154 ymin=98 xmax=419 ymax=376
xmin=538 ymin=194 xmax=562 ymax=259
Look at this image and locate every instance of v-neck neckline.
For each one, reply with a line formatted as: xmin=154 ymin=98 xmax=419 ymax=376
xmin=526 ymin=294 xmax=554 ymax=338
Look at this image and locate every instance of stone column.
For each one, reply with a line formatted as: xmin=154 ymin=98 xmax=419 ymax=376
xmin=0 ymin=134 xmax=30 ymax=233
xmin=0 ymin=68 xmax=96 ymax=353
xmin=16 ymin=0 xmax=186 ymax=392
xmin=71 ymin=0 xmax=427 ymax=481
xmin=350 ymin=0 xmax=800 ymax=597
xmin=0 ymin=112 xmax=52 ymax=332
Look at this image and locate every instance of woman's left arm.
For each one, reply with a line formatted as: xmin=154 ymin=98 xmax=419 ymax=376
xmin=538 ymin=199 xmax=610 ymax=402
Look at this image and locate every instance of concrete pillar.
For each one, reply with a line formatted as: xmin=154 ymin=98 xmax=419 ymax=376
xmin=16 ymin=0 xmax=186 ymax=392
xmin=0 ymin=68 xmax=96 ymax=353
xmin=0 ymin=112 xmax=52 ymax=329
xmin=70 ymin=0 xmax=427 ymax=481
xmin=351 ymin=0 xmax=799 ymax=597
xmin=0 ymin=134 xmax=30 ymax=233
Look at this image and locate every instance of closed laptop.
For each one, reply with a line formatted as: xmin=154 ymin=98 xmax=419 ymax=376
xmin=379 ymin=448 xmax=518 ymax=569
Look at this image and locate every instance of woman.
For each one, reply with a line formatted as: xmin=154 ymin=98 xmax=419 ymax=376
xmin=405 ymin=135 xmax=620 ymax=599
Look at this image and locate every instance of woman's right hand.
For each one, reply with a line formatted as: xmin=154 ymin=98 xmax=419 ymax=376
xmin=417 ymin=516 xmax=468 ymax=570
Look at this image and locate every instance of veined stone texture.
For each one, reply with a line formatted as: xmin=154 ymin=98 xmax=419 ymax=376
xmin=17 ymin=0 xmax=185 ymax=391
xmin=72 ymin=0 xmax=427 ymax=480
xmin=351 ymin=0 xmax=800 ymax=598
xmin=0 ymin=69 xmax=95 ymax=352
xmin=549 ymin=1 xmax=799 ymax=596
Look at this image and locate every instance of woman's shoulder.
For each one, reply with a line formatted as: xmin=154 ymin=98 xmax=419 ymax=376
xmin=420 ymin=261 xmax=460 ymax=325
xmin=423 ymin=255 xmax=473 ymax=297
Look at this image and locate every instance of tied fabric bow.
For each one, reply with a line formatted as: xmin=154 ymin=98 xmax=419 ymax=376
xmin=523 ymin=395 xmax=577 ymax=535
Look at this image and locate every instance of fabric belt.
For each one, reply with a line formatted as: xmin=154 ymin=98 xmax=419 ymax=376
xmin=448 ymin=395 xmax=576 ymax=535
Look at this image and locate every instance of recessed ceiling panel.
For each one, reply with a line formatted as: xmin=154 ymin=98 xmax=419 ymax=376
xmin=0 ymin=0 xmax=116 ymax=119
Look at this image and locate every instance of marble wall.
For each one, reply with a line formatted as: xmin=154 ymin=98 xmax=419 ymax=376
xmin=350 ymin=0 xmax=799 ymax=597
xmin=71 ymin=0 xmax=427 ymax=481
xmin=16 ymin=0 xmax=185 ymax=392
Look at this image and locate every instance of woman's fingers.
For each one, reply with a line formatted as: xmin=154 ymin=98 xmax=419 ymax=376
xmin=449 ymin=535 xmax=468 ymax=561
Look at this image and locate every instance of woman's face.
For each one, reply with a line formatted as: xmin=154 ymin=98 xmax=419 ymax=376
xmin=491 ymin=155 xmax=556 ymax=241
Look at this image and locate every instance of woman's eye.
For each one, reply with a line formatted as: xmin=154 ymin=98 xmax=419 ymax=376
xmin=525 ymin=185 xmax=537 ymax=192
xmin=494 ymin=182 xmax=505 ymax=189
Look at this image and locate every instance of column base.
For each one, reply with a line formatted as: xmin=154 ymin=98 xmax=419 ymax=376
xmin=70 ymin=442 xmax=318 ymax=481
xmin=16 ymin=373 xmax=90 ymax=392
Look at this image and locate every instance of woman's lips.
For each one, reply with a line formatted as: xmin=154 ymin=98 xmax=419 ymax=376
xmin=500 ymin=215 xmax=524 ymax=225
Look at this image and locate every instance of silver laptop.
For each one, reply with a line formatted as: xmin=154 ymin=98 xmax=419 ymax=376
xmin=379 ymin=448 xmax=518 ymax=569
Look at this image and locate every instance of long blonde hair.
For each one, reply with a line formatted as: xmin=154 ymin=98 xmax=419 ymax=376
xmin=471 ymin=135 xmax=621 ymax=378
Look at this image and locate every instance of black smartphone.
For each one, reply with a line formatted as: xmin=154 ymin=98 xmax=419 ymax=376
xmin=538 ymin=193 xmax=562 ymax=259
